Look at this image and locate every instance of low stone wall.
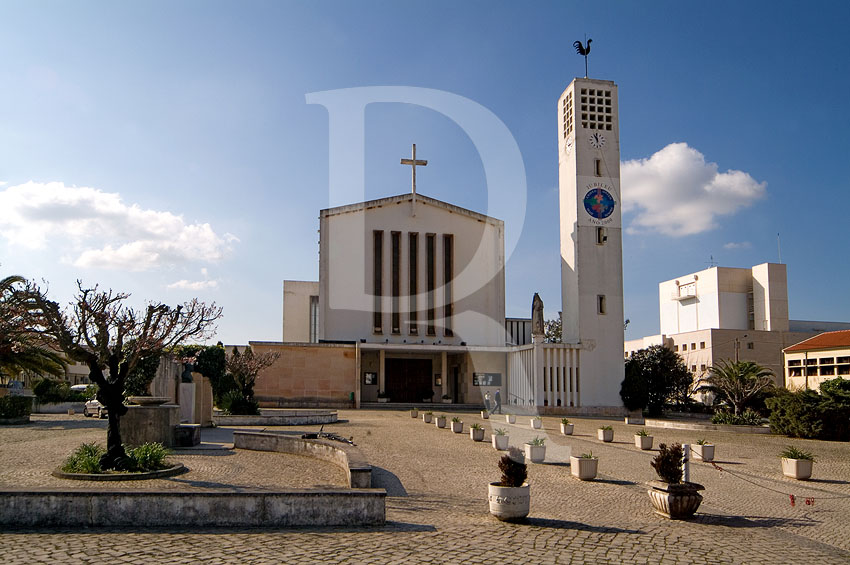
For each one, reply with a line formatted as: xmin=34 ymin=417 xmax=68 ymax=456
xmin=0 ymin=489 xmax=386 ymax=527
xmin=233 ymin=431 xmax=371 ymax=488
xmin=32 ymin=401 xmax=85 ymax=414
xmin=645 ymin=418 xmax=771 ymax=434
xmin=214 ymin=409 xmax=338 ymax=427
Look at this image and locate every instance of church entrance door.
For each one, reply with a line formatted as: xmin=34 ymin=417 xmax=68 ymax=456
xmin=385 ymin=358 xmax=432 ymax=403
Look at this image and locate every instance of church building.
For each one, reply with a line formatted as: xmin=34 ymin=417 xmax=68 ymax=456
xmin=250 ymin=77 xmax=626 ymax=414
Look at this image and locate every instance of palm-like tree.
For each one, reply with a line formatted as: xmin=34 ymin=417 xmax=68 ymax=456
xmin=0 ymin=275 xmax=66 ymax=382
xmin=698 ymin=359 xmax=775 ymax=415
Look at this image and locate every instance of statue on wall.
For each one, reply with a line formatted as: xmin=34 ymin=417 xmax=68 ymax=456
xmin=181 ymin=358 xmax=195 ymax=383
xmin=532 ymin=293 xmax=545 ymax=335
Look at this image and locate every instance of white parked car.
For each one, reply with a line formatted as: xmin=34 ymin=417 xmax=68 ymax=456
xmin=83 ymin=399 xmax=107 ymax=419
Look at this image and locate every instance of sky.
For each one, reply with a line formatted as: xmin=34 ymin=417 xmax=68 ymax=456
xmin=1 ymin=1 xmax=848 ymax=345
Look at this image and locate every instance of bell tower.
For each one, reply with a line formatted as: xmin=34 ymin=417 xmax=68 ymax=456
xmin=558 ymin=78 xmax=625 ymax=407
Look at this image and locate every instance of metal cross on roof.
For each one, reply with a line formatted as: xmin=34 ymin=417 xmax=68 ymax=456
xmin=400 ymin=143 xmax=427 ymax=195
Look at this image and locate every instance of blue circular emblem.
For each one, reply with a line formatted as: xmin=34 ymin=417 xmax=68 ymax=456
xmin=583 ymin=188 xmax=616 ymax=219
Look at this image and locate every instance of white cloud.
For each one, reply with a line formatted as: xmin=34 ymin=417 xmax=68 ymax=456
xmin=167 ymin=279 xmax=219 ymax=290
xmin=0 ymin=181 xmax=235 ymax=271
xmin=621 ymin=143 xmax=766 ymax=236
xmin=724 ymin=241 xmax=752 ymax=250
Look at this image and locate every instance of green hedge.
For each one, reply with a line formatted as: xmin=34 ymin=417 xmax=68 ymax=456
xmin=0 ymin=396 xmax=32 ymax=419
xmin=766 ymin=379 xmax=850 ymax=441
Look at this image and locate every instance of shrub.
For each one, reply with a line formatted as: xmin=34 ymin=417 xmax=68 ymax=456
xmin=636 ymin=429 xmax=649 ymax=437
xmin=560 ymin=418 xmax=571 ymax=424
xmin=599 ymin=425 xmax=613 ymax=431
xmin=494 ymin=428 xmax=507 ymax=436
xmin=451 ymin=416 xmax=461 ymax=423
xmin=469 ymin=423 xmax=482 ymax=430
xmin=62 ymin=443 xmax=106 ymax=474
xmin=711 ymin=408 xmax=762 ymax=426
xmin=766 ymin=388 xmax=850 ymax=441
xmin=780 ymin=445 xmax=815 ymax=461
xmin=579 ymin=451 xmax=595 ymax=459
xmin=219 ymin=390 xmax=260 ymax=416
xmin=129 ymin=442 xmax=170 ymax=471
xmin=33 ymin=378 xmax=70 ymax=403
xmin=498 ymin=447 xmax=527 ymax=487
xmin=651 ymin=443 xmax=683 ymax=484
xmin=0 ymin=396 xmax=32 ymax=419
xmin=527 ymin=436 xmax=545 ymax=446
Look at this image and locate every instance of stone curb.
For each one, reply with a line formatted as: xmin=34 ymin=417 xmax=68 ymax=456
xmin=51 ymin=464 xmax=188 ymax=482
xmin=645 ymin=418 xmax=771 ymax=434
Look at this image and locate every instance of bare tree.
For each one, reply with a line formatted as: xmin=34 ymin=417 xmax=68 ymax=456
xmin=29 ymin=281 xmax=222 ymax=470
xmin=226 ymin=346 xmax=280 ymax=401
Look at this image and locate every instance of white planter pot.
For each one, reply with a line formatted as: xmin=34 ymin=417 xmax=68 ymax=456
xmin=506 ymin=414 xmax=516 ymax=424
xmin=624 ymin=416 xmax=644 ymax=425
xmin=531 ymin=418 xmax=542 ymax=429
xmin=693 ymin=444 xmax=715 ymax=462
xmin=782 ymin=457 xmax=813 ymax=480
xmin=422 ymin=413 xmax=432 ymax=423
xmin=410 ymin=410 xmax=418 ymax=418
xmin=481 ymin=411 xmax=489 ymax=419
xmin=435 ymin=417 xmax=446 ymax=428
xmin=598 ymin=429 xmax=613 ymax=442
xmin=570 ymin=456 xmax=599 ymax=480
xmin=377 ymin=398 xmax=389 ymax=403
xmin=635 ymin=435 xmax=653 ymax=450
xmin=442 ymin=399 xmax=453 ymax=404
xmin=488 ymin=482 xmax=529 ymax=522
xmin=470 ymin=428 xmax=485 ymax=441
xmin=560 ymin=423 xmax=574 ymax=435
xmin=450 ymin=421 xmax=464 ymax=433
xmin=492 ymin=434 xmax=509 ymax=450
xmin=525 ymin=444 xmax=546 ymax=463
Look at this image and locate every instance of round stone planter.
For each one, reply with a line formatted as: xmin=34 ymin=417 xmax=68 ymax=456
xmin=530 ymin=418 xmax=542 ymax=430
xmin=450 ymin=421 xmax=464 ymax=433
xmin=410 ymin=410 xmax=418 ymax=418
xmin=435 ymin=416 xmax=447 ymax=429
xmin=525 ymin=443 xmax=545 ymax=463
xmin=505 ymin=414 xmax=516 ymax=424
xmin=127 ymin=396 xmax=171 ymax=406
xmin=470 ymin=428 xmax=485 ymax=441
xmin=488 ymin=482 xmax=529 ymax=522
xmin=598 ymin=428 xmax=614 ymax=442
xmin=647 ymin=480 xmax=705 ymax=519
xmin=570 ymin=456 xmax=598 ymax=480
xmin=635 ymin=435 xmax=654 ymax=450
xmin=693 ymin=444 xmax=715 ymax=462
xmin=422 ymin=413 xmax=433 ymax=423
xmin=560 ymin=423 xmax=574 ymax=435
xmin=782 ymin=457 xmax=813 ymax=480
xmin=492 ymin=434 xmax=509 ymax=450
xmin=53 ymin=463 xmax=187 ymax=482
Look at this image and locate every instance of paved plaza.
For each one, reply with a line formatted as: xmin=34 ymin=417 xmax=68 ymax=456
xmin=1 ymin=410 xmax=849 ymax=564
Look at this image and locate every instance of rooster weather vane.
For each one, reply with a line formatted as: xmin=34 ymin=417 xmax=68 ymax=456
xmin=573 ymin=38 xmax=592 ymax=78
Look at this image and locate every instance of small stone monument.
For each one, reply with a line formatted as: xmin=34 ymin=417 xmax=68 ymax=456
xmin=532 ymin=293 xmax=545 ymax=343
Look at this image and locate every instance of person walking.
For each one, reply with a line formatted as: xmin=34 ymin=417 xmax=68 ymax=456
xmin=492 ymin=389 xmax=502 ymax=414
xmin=484 ymin=391 xmax=492 ymax=413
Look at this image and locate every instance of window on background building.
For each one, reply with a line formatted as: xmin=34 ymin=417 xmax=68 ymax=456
xmin=682 ymin=344 xmax=687 ymax=351
xmin=700 ymin=341 xmax=705 ymax=349
xmin=691 ymin=343 xmax=696 ymax=350
xmin=426 ymin=234 xmax=436 ymax=336
xmin=747 ymin=342 xmax=754 ymax=350
xmin=408 ymin=232 xmax=418 ymax=335
xmin=391 ymin=231 xmax=401 ymax=334
xmin=596 ymin=227 xmax=607 ymax=245
xmin=700 ymin=364 xmax=706 ymax=372
xmin=373 ymin=230 xmax=383 ymax=333
xmin=597 ymin=294 xmax=607 ymax=315
xmin=443 ymin=234 xmax=454 ymax=337
xmin=692 ymin=365 xmax=697 ymax=372
xmin=309 ymin=295 xmax=319 ymax=343
xmin=674 ymin=345 xmax=679 ymax=352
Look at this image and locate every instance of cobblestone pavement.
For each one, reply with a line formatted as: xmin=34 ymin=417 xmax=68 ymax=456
xmin=1 ymin=411 xmax=849 ymax=564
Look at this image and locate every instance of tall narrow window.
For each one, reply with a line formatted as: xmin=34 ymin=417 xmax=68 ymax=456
xmin=408 ymin=232 xmax=418 ymax=334
xmin=426 ymin=234 xmax=436 ymax=336
xmin=309 ymin=295 xmax=319 ymax=343
xmin=373 ymin=230 xmax=383 ymax=333
xmin=594 ymin=159 xmax=602 ymax=177
xmin=596 ymin=227 xmax=607 ymax=245
xmin=597 ymin=294 xmax=606 ymax=315
xmin=443 ymin=234 xmax=454 ymax=337
xmin=391 ymin=231 xmax=401 ymax=334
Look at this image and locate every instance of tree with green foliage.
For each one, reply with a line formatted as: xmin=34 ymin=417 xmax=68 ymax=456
xmin=175 ymin=343 xmax=231 ymax=404
xmin=621 ymin=345 xmax=692 ymax=416
xmin=767 ymin=377 xmax=850 ymax=441
xmin=222 ymin=346 xmax=280 ymax=415
xmin=123 ymin=348 xmax=163 ymax=397
xmin=697 ymin=360 xmax=775 ymax=416
xmin=28 ymin=281 xmax=222 ymax=470
xmin=544 ymin=318 xmax=562 ymax=343
xmin=0 ymin=274 xmax=66 ymax=382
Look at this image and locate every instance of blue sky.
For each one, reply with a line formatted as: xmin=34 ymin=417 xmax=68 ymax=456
xmin=1 ymin=1 xmax=848 ymax=344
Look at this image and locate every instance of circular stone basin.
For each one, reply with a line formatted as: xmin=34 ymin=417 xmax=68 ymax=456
xmin=127 ymin=396 xmax=172 ymax=406
xmin=52 ymin=463 xmax=187 ymax=481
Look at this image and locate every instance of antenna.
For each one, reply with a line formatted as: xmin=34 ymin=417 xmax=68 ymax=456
xmin=777 ymin=232 xmax=782 ymax=264
xmin=707 ymin=255 xmax=718 ymax=268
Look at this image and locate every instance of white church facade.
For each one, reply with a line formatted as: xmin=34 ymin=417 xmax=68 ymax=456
xmin=251 ymin=77 xmax=627 ymax=414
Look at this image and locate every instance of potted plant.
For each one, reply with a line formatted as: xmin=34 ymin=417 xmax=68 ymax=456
xmin=422 ymin=389 xmax=434 ymax=403
xmin=780 ymin=445 xmax=815 ymax=480
xmin=692 ymin=439 xmax=715 ymax=462
xmin=635 ymin=429 xmax=653 ymax=450
xmin=481 ymin=410 xmax=489 ymax=419
xmin=488 ymin=447 xmax=529 ymax=521
xmin=525 ymin=436 xmax=546 ymax=463
xmin=530 ymin=416 xmax=543 ymax=430
xmin=450 ymin=416 xmax=464 ymax=433
xmin=492 ymin=428 xmax=509 ymax=450
xmin=560 ymin=418 xmax=574 ymax=435
xmin=435 ymin=414 xmax=447 ymax=428
xmin=410 ymin=408 xmax=419 ymax=418
xmin=598 ymin=425 xmax=613 ymax=442
xmin=422 ymin=411 xmax=433 ymax=424
xmin=570 ymin=451 xmax=598 ymax=480
xmin=442 ymin=394 xmax=452 ymax=404
xmin=377 ymin=391 xmax=389 ymax=403
xmin=470 ymin=422 xmax=485 ymax=441
xmin=647 ymin=442 xmax=705 ymax=519
xmin=505 ymin=414 xmax=516 ymax=424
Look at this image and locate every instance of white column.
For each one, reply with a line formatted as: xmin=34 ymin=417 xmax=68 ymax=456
xmin=441 ymin=351 xmax=448 ymax=398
